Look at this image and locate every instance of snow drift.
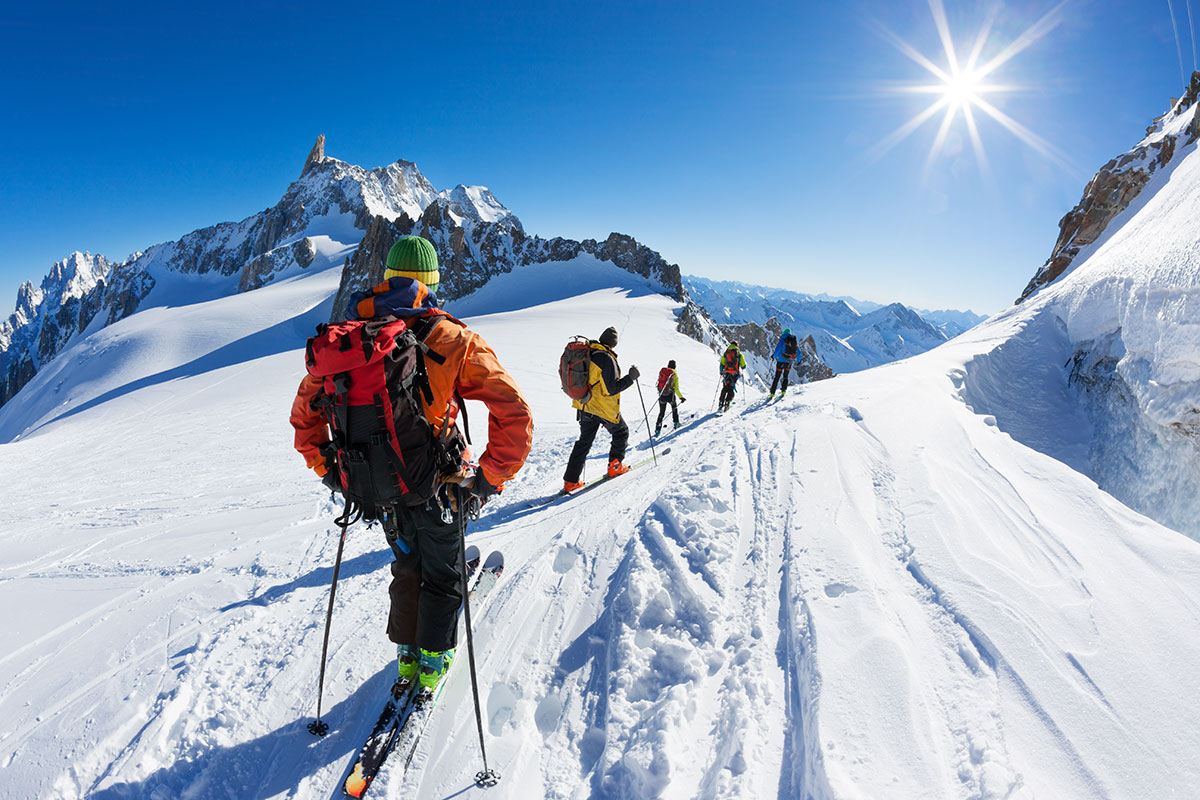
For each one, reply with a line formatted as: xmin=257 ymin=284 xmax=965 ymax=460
xmin=969 ymin=75 xmax=1200 ymax=538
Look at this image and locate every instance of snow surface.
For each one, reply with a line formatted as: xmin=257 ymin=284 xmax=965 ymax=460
xmin=2 ymin=254 xmax=1198 ymax=800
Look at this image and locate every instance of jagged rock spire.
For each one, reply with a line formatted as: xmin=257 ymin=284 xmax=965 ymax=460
xmin=301 ymin=135 xmax=326 ymax=178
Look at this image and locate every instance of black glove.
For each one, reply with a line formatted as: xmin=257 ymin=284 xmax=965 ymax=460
xmin=464 ymin=469 xmax=500 ymax=500
xmin=680 ymin=397 xmax=687 ymax=403
xmin=628 ymin=365 xmax=640 ymax=381
xmin=319 ymin=446 xmax=342 ymax=494
xmin=453 ymin=468 xmax=501 ymax=520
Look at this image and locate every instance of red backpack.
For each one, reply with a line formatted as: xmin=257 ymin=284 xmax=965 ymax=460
xmin=305 ymin=314 xmax=465 ymax=511
xmin=722 ymin=348 xmax=740 ymax=374
xmin=559 ymin=336 xmax=594 ymax=403
xmin=657 ymin=367 xmax=674 ymax=392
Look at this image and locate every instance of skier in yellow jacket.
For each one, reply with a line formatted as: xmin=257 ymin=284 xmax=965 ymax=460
xmin=562 ymin=326 xmax=640 ymax=492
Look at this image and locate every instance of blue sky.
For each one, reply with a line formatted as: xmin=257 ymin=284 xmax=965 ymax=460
xmin=1 ymin=0 xmax=1196 ymax=313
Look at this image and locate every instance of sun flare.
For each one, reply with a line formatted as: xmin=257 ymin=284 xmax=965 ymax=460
xmin=869 ymin=0 xmax=1073 ymax=174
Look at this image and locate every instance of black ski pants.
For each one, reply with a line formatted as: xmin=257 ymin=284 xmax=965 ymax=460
xmin=718 ymin=373 xmax=739 ymax=410
xmin=386 ymin=499 xmax=465 ymax=653
xmin=564 ymin=410 xmax=629 ymax=483
xmin=655 ymin=393 xmax=679 ymax=429
xmin=770 ymin=361 xmax=792 ymax=394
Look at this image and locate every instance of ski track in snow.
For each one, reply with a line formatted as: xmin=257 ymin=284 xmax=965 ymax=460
xmin=2 ymin=265 xmax=1200 ymax=799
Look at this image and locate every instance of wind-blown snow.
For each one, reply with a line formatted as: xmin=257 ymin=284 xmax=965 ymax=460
xmin=1 ymin=260 xmax=1197 ymax=799
xmin=971 ymin=94 xmax=1200 ymax=537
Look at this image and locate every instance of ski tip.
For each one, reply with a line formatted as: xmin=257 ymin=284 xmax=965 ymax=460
xmin=465 ymin=544 xmax=480 ymax=562
xmin=344 ymin=764 xmax=368 ymax=797
xmin=482 ymin=550 xmax=504 ymax=570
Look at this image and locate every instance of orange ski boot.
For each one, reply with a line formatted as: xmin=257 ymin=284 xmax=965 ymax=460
xmin=606 ymin=459 xmax=631 ymax=477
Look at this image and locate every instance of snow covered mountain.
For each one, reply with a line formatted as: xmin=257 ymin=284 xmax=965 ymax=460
xmin=683 ymin=275 xmax=982 ymax=375
xmin=2 ymin=78 xmax=1200 ymax=800
xmin=0 ymin=136 xmax=686 ymax=411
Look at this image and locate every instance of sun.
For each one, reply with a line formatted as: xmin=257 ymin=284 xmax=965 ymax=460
xmin=868 ymin=0 xmax=1073 ymax=173
xmin=942 ymin=69 xmax=983 ymax=108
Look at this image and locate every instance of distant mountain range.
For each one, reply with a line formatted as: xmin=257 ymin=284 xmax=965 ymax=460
xmin=1 ymin=135 xmax=990 ymax=410
xmin=683 ymin=276 xmax=985 ymax=376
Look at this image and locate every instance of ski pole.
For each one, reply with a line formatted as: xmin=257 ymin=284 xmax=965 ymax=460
xmin=711 ymin=380 xmax=720 ymax=412
xmin=456 ymin=487 xmax=500 ymax=787
xmin=308 ymin=499 xmax=361 ymax=737
xmin=634 ymin=379 xmax=657 ymax=465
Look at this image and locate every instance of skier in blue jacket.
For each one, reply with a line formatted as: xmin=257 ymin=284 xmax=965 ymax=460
xmin=769 ymin=329 xmax=800 ymax=399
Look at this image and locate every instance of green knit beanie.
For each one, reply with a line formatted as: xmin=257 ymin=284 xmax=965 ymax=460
xmin=384 ymin=236 xmax=440 ymax=289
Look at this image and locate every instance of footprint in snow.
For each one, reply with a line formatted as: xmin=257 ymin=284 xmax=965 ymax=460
xmin=824 ymin=582 xmax=859 ymax=598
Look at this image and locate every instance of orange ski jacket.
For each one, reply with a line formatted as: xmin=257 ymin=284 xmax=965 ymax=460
xmin=290 ymin=280 xmax=533 ymax=489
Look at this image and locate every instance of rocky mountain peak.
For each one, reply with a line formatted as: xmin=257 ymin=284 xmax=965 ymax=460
xmin=1019 ymin=71 xmax=1200 ymax=302
xmin=300 ymin=134 xmax=326 ymax=178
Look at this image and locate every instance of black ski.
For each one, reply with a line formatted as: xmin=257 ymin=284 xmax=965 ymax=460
xmin=341 ymin=545 xmax=483 ymax=798
xmin=392 ymin=551 xmax=505 ymax=778
xmin=341 ymin=549 xmax=503 ymax=798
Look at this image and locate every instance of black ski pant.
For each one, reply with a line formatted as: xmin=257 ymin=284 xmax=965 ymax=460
xmin=655 ymin=393 xmax=679 ymax=429
xmin=770 ymin=361 xmax=792 ymax=394
xmin=386 ymin=498 xmax=465 ymax=653
xmin=718 ymin=373 xmax=739 ymax=410
xmin=564 ymin=410 xmax=629 ymax=483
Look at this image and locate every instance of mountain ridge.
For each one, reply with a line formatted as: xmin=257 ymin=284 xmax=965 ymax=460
xmin=0 ymin=137 xmax=691 ymax=410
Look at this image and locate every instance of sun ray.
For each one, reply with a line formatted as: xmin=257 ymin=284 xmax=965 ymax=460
xmin=971 ymin=97 xmax=1075 ymax=171
xmin=864 ymin=96 xmax=952 ymax=165
xmin=974 ymin=0 xmax=1070 ymax=80
xmin=962 ymin=103 xmax=991 ymax=178
xmin=964 ymin=4 xmax=1001 ymax=73
xmin=927 ymin=0 xmax=961 ymax=75
xmin=924 ymin=103 xmax=960 ymax=176
xmin=873 ymin=20 xmax=952 ymax=83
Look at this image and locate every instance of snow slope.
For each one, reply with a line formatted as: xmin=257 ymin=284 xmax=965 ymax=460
xmin=1 ymin=259 xmax=1198 ymax=800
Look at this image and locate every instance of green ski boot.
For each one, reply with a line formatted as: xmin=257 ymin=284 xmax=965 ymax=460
xmin=418 ymin=648 xmax=455 ymax=690
xmin=397 ymin=643 xmax=420 ymax=682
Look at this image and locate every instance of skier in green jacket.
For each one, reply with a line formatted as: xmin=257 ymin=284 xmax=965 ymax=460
xmin=717 ymin=342 xmax=746 ymax=413
xmin=653 ymin=360 xmax=686 ymax=435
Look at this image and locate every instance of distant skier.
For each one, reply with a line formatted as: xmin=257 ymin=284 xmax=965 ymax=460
xmin=717 ymin=341 xmax=745 ymax=413
xmin=291 ymin=235 xmax=533 ymax=692
xmin=562 ymin=326 xmax=640 ymax=492
xmin=769 ymin=329 xmax=800 ymax=399
xmin=654 ymin=359 xmax=686 ymax=436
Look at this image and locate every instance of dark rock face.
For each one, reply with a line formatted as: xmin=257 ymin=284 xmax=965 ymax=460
xmin=796 ymin=335 xmax=835 ymax=383
xmin=1019 ymin=70 xmax=1200 ymax=302
xmin=330 ymin=213 xmax=687 ymax=322
xmin=301 ymin=134 xmax=326 ymax=178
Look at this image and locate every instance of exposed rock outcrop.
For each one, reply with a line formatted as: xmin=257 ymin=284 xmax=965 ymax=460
xmin=329 ymin=218 xmax=686 ymax=322
xmin=301 ymin=134 xmax=326 ymax=178
xmin=796 ymin=335 xmax=835 ymax=383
